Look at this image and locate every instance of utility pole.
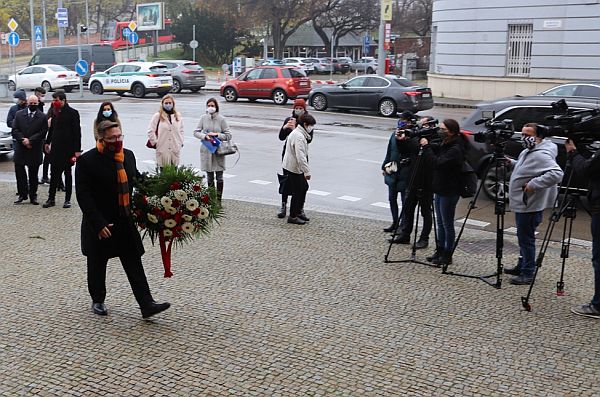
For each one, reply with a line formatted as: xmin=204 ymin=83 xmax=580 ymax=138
xmin=330 ymin=31 xmax=335 ymax=81
xmin=377 ymin=9 xmax=385 ymax=76
xmin=85 ymin=0 xmax=90 ymax=44
xmin=42 ymin=0 xmax=48 ymax=47
xmin=58 ymin=0 xmax=65 ymax=45
xmin=30 ymin=0 xmax=35 ymax=55
xmin=192 ymin=25 xmax=196 ymax=62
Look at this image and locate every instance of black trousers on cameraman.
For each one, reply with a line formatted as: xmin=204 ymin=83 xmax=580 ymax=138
xmin=400 ymin=188 xmax=433 ymax=241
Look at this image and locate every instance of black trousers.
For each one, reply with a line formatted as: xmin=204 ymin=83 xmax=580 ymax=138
xmin=286 ymin=170 xmax=308 ymax=217
xmin=41 ymin=152 xmax=50 ymax=180
xmin=48 ymin=163 xmax=72 ymax=201
xmin=87 ymin=254 xmax=153 ymax=307
xmin=401 ymin=189 xmax=433 ymax=240
xmin=15 ymin=163 xmax=40 ymax=199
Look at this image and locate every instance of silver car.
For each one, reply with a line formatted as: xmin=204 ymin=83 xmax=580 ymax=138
xmin=0 ymin=121 xmax=13 ymax=156
xmin=157 ymin=60 xmax=207 ymax=93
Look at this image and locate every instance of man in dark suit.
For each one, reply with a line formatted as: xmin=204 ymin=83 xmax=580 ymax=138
xmin=75 ymin=121 xmax=170 ymax=319
xmin=43 ymin=91 xmax=82 ymax=209
xmin=11 ymin=95 xmax=48 ymax=205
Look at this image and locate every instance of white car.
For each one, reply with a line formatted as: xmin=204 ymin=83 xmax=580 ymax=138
xmin=350 ymin=57 xmax=378 ymax=74
xmin=283 ymin=58 xmax=313 ymax=75
xmin=88 ymin=62 xmax=173 ymax=98
xmin=8 ymin=64 xmax=79 ymax=92
xmin=0 ymin=121 xmax=13 ymax=155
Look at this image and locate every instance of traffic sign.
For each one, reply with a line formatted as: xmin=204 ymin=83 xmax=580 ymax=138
xmin=34 ymin=25 xmax=43 ymax=42
xmin=7 ymin=18 xmax=18 ymax=32
xmin=7 ymin=32 xmax=20 ymax=47
xmin=122 ymin=27 xmax=131 ymax=38
xmin=128 ymin=21 xmax=137 ymax=32
xmin=36 ymin=41 xmax=43 ymax=50
xmin=57 ymin=8 xmax=69 ymax=28
xmin=75 ymin=60 xmax=89 ymax=76
xmin=189 ymin=40 xmax=198 ymax=49
xmin=128 ymin=31 xmax=139 ymax=45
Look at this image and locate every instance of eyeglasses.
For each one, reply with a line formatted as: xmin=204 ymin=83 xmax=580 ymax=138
xmin=103 ymin=135 xmax=124 ymax=142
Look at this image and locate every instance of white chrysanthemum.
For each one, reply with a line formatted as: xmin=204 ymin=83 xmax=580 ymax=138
xmin=147 ymin=214 xmax=159 ymax=223
xmin=174 ymin=190 xmax=188 ymax=201
xmin=163 ymin=229 xmax=173 ymax=237
xmin=164 ymin=219 xmax=177 ymax=228
xmin=186 ymin=199 xmax=199 ymax=211
xmin=165 ymin=206 xmax=177 ymax=215
xmin=160 ymin=196 xmax=172 ymax=207
xmin=197 ymin=207 xmax=209 ymax=219
xmin=181 ymin=223 xmax=194 ymax=234
xmin=182 ymin=214 xmax=193 ymax=222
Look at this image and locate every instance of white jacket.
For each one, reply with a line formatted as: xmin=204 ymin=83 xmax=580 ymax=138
xmin=147 ymin=112 xmax=185 ymax=167
xmin=282 ymin=125 xmax=311 ymax=176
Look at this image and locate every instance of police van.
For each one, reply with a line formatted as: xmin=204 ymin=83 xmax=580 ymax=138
xmin=88 ymin=62 xmax=173 ymax=98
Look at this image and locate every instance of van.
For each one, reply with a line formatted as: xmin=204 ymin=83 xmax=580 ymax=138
xmin=29 ymin=44 xmax=115 ymax=81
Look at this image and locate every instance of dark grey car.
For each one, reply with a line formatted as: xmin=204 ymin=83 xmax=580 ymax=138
xmin=156 ymin=60 xmax=206 ymax=93
xmin=308 ymin=74 xmax=433 ymax=117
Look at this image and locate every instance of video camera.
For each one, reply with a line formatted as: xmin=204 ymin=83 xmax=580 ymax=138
xmin=473 ymin=110 xmax=515 ymax=146
xmin=401 ymin=118 xmax=441 ymax=142
xmin=544 ymin=99 xmax=600 ymax=149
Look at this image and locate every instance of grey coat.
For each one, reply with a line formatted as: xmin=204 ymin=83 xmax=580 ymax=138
xmin=508 ymin=139 xmax=563 ymax=213
xmin=193 ymin=113 xmax=232 ymax=172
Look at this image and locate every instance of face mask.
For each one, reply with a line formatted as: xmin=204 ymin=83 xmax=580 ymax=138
xmin=294 ymin=109 xmax=305 ymax=117
xmin=13 ymin=98 xmax=20 ymax=104
xmin=163 ymin=104 xmax=174 ymax=112
xmin=306 ymin=126 xmax=314 ymax=133
xmin=207 ymin=107 xmax=216 ymax=114
xmin=52 ymin=100 xmax=62 ymax=108
xmin=28 ymin=104 xmax=38 ymax=112
xmin=102 ymin=110 xmax=112 ymax=118
xmin=104 ymin=140 xmax=123 ymax=153
xmin=521 ymin=135 xmax=536 ymax=149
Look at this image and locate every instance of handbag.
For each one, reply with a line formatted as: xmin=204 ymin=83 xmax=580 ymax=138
xmin=146 ymin=119 xmax=160 ymax=149
xmin=384 ymin=161 xmax=398 ymax=175
xmin=277 ymin=173 xmax=291 ymax=195
xmin=216 ymin=138 xmax=238 ymax=156
xmin=460 ymin=161 xmax=477 ymax=198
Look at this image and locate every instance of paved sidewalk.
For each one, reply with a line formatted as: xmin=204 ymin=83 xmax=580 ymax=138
xmin=0 ymin=181 xmax=598 ymax=396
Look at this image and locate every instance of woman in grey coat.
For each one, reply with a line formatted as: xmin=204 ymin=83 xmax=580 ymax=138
xmin=194 ymin=98 xmax=232 ymax=203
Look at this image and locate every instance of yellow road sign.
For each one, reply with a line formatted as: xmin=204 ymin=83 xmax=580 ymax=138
xmin=128 ymin=21 xmax=137 ymax=31
xmin=8 ymin=18 xmax=18 ymax=32
xmin=381 ymin=0 xmax=393 ymax=21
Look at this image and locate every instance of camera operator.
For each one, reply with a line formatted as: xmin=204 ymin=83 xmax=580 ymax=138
xmin=505 ymin=123 xmax=564 ymax=285
xmin=565 ymin=139 xmax=600 ymax=318
xmin=420 ymin=119 xmax=468 ymax=265
xmin=381 ymin=111 xmax=417 ymax=237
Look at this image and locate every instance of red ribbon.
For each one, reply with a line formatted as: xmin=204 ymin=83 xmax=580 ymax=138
xmin=158 ymin=232 xmax=173 ymax=278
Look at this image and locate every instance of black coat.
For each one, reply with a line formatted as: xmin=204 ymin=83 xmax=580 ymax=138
xmin=423 ymin=135 xmax=467 ymax=196
xmin=46 ymin=104 xmax=81 ymax=167
xmin=572 ymin=151 xmax=600 ymax=214
xmin=11 ymin=108 xmax=48 ymax=166
xmin=75 ymin=148 xmax=144 ymax=258
xmin=6 ymin=103 xmax=26 ymax=128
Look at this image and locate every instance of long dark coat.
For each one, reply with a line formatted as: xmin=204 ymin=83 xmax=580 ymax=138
xmin=11 ymin=108 xmax=48 ymax=166
xmin=75 ymin=148 xmax=144 ymax=258
xmin=46 ymin=104 xmax=82 ymax=167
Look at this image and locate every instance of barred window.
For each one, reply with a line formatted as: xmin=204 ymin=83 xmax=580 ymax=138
xmin=506 ymin=24 xmax=533 ymax=77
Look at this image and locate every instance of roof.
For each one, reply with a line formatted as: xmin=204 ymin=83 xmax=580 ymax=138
xmin=267 ymin=23 xmax=365 ymax=47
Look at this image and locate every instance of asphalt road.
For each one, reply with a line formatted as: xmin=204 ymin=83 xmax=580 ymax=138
xmin=0 ymin=93 xmax=592 ymax=245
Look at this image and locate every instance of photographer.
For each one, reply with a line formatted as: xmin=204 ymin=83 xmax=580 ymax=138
xmin=505 ymin=123 xmax=563 ymax=285
xmin=565 ymin=140 xmax=600 ymax=318
xmin=381 ymin=111 xmax=417 ymax=238
xmin=420 ymin=119 xmax=467 ymax=265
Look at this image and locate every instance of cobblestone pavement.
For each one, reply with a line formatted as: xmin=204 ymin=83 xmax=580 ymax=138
xmin=0 ymin=181 xmax=598 ymax=396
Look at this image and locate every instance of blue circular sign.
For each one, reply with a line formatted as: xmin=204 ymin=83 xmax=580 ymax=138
xmin=7 ymin=32 xmax=20 ymax=47
xmin=128 ymin=31 xmax=139 ymax=45
xmin=122 ymin=28 xmax=131 ymax=38
xmin=75 ymin=60 xmax=89 ymax=76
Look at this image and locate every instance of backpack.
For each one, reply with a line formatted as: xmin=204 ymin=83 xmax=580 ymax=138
xmin=460 ymin=161 xmax=477 ymax=198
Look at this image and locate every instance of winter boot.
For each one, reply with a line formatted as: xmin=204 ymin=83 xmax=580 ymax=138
xmin=277 ymin=202 xmax=287 ymax=219
xmin=216 ymin=180 xmax=224 ymax=204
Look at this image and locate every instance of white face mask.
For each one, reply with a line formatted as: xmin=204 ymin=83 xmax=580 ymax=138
xmin=13 ymin=98 xmax=20 ymax=104
xmin=207 ymin=107 xmax=216 ymax=114
xmin=306 ymin=126 xmax=314 ymax=133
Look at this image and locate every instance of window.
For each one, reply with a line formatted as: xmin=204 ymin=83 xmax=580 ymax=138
xmin=543 ymin=85 xmax=577 ymax=97
xmin=245 ymin=69 xmax=262 ymax=80
xmin=365 ymin=77 xmax=389 ymax=87
xmin=346 ymin=77 xmax=368 ymax=87
xmin=260 ymin=68 xmax=278 ymax=79
xmin=48 ymin=65 xmax=69 ymax=72
xmin=107 ymin=65 xmax=124 ymax=74
xmin=577 ymin=85 xmax=600 ymax=98
xmin=124 ymin=65 xmax=141 ymax=73
xmin=32 ymin=67 xmax=46 ymax=74
xmin=506 ymin=24 xmax=533 ymax=77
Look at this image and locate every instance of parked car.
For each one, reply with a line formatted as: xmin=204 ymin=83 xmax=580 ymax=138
xmin=283 ymin=58 xmax=313 ymax=75
xmin=540 ymin=82 xmax=600 ymax=98
xmin=0 ymin=121 xmax=13 ymax=156
xmin=311 ymin=58 xmax=333 ymax=74
xmin=258 ymin=59 xmax=285 ymax=66
xmin=28 ymin=44 xmax=115 ymax=82
xmin=461 ymin=95 xmax=599 ymax=199
xmin=308 ymin=74 xmax=433 ymax=117
xmin=220 ymin=66 xmax=311 ymax=105
xmin=350 ymin=57 xmax=378 ymax=74
xmin=156 ymin=60 xmax=206 ymax=93
xmin=88 ymin=62 xmax=172 ymax=98
xmin=8 ymin=64 xmax=79 ymax=92
xmin=327 ymin=58 xmax=350 ymax=74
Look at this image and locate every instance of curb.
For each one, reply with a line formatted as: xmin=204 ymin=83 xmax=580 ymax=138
xmin=433 ymin=100 xmax=477 ymax=110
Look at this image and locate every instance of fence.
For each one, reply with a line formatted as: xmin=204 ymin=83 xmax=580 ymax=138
xmin=114 ymin=43 xmax=181 ymax=63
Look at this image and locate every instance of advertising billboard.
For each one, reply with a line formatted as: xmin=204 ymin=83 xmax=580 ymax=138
xmin=136 ymin=2 xmax=164 ymax=31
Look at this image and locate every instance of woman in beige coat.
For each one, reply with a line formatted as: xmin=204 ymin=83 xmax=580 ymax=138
xmin=147 ymin=94 xmax=185 ymax=167
xmin=193 ymin=97 xmax=232 ymax=203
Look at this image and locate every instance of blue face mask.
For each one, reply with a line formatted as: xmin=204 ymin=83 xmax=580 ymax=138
xmin=102 ymin=110 xmax=112 ymax=118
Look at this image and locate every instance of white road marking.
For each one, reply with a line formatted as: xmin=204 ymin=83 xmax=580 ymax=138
xmin=307 ymin=190 xmax=331 ymax=196
xmin=371 ymin=202 xmax=390 ymax=209
xmin=223 ymin=173 xmax=236 ymax=178
xmin=249 ymin=180 xmax=272 ymax=185
xmin=504 ymin=227 xmax=539 ymax=235
xmin=567 ymin=238 xmax=592 ymax=248
xmin=338 ymin=196 xmax=362 ymax=202
xmin=356 ymin=159 xmax=381 ymax=164
xmin=455 ymin=218 xmax=490 ymax=228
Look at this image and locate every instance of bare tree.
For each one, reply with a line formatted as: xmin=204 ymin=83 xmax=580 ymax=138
xmin=392 ymin=0 xmax=433 ymax=38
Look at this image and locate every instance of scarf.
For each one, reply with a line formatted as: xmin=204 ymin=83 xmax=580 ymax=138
xmin=96 ymin=140 xmax=130 ymax=216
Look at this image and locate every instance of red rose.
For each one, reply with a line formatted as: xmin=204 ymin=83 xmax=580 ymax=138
xmin=172 ymin=199 xmax=181 ymax=208
xmin=152 ymin=207 xmax=161 ymax=215
xmin=174 ymin=225 xmax=182 ymax=232
xmin=160 ymin=210 xmax=169 ymax=219
xmin=170 ymin=182 xmax=181 ymax=190
xmin=193 ymin=184 xmax=201 ymax=192
xmin=192 ymin=208 xmax=200 ymax=215
xmin=172 ymin=230 xmax=180 ymax=238
xmin=142 ymin=196 xmax=148 ymax=204
xmin=174 ymin=213 xmax=183 ymax=223
xmin=201 ymin=195 xmax=209 ymax=204
xmin=139 ymin=223 xmax=146 ymax=229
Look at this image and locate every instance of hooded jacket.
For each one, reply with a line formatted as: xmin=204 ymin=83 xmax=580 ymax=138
xmin=508 ymin=139 xmax=564 ymax=213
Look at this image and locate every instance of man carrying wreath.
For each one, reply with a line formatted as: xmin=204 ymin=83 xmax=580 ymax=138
xmin=75 ymin=120 xmax=170 ymax=319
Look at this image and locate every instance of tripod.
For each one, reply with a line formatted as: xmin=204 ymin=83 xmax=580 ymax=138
xmin=443 ymin=144 xmax=509 ymax=288
xmin=384 ymin=145 xmax=437 ymax=267
xmin=520 ymin=163 xmax=590 ymax=311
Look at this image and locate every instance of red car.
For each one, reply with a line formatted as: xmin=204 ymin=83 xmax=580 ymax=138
xmin=220 ymin=66 xmax=311 ymax=105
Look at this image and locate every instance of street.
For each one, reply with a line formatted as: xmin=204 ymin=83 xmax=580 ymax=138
xmin=0 ymin=93 xmax=592 ymax=245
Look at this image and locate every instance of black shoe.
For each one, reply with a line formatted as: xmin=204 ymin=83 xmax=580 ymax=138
xmin=438 ymin=250 xmax=453 ymax=266
xmin=92 ymin=302 xmax=108 ymax=316
xmin=39 ymin=178 xmax=50 ymax=184
xmin=63 ymin=200 xmax=71 ymax=208
xmin=415 ymin=239 xmax=429 ymax=249
xmin=42 ymin=200 xmax=55 ymax=208
xmin=30 ymin=198 xmax=39 ymax=205
xmin=383 ymin=223 xmax=398 ymax=233
xmin=298 ymin=210 xmax=310 ymax=222
xmin=14 ymin=196 xmax=27 ymax=204
xmin=277 ymin=203 xmax=286 ymax=219
xmin=504 ymin=266 xmax=521 ymax=276
xmin=141 ymin=301 xmax=171 ymax=319
xmin=287 ymin=216 xmax=306 ymax=225
xmin=389 ymin=234 xmax=410 ymax=244
xmin=426 ymin=249 xmax=441 ymax=263
xmin=509 ymin=275 xmax=533 ymax=285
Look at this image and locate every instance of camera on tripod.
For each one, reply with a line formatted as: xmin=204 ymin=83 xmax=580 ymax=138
xmin=403 ymin=118 xmax=441 ymax=142
xmin=473 ymin=110 xmax=515 ymax=146
xmin=544 ymin=99 xmax=600 ymax=151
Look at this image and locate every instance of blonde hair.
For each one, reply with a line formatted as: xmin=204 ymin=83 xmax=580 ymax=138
xmin=159 ymin=94 xmax=180 ymax=122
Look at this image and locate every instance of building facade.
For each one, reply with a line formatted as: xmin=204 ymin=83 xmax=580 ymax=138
xmin=428 ymin=1 xmax=600 ymax=100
